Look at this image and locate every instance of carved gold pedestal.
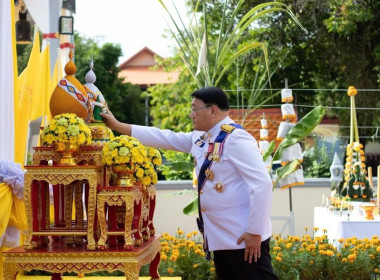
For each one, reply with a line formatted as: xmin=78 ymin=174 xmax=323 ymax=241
xmin=2 ymin=235 xmax=161 ymax=280
xmin=24 ymin=165 xmax=102 ymax=250
xmin=97 ymin=187 xmax=143 ymax=250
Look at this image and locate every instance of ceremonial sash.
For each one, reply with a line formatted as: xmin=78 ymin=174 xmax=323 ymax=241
xmin=196 ymin=123 xmax=242 ymax=258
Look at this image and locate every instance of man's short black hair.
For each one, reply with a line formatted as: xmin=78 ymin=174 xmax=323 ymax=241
xmin=191 ymin=87 xmax=229 ymax=111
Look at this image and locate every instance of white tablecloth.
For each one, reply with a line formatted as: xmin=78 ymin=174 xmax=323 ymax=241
xmin=314 ymin=207 xmax=380 ymax=242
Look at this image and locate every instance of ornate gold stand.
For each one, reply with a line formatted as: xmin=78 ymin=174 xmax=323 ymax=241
xmin=97 ymin=187 xmax=143 ymax=250
xmin=2 ymin=235 xmax=161 ymax=280
xmin=24 ymin=165 xmax=102 ymax=250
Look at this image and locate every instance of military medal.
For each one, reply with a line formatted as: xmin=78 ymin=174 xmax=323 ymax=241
xmin=205 ymin=168 xmax=214 ymax=181
xmin=212 ymin=143 xmax=222 ymax=162
xmin=214 ymin=182 xmax=225 ymax=193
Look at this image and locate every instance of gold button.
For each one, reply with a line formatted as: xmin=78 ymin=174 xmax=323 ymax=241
xmin=200 ymin=190 xmax=204 ymax=194
xmin=202 ymin=208 xmax=206 ymax=212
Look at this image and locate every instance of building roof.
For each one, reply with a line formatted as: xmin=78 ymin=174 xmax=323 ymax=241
xmin=118 ymin=47 xmax=179 ymax=88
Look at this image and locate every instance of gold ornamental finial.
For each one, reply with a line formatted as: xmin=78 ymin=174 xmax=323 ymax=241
xmin=64 ymin=50 xmax=76 ymax=76
xmin=347 ymin=86 xmax=357 ymax=96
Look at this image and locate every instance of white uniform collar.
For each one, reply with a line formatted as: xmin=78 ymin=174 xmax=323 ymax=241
xmin=206 ymin=116 xmax=235 ymax=142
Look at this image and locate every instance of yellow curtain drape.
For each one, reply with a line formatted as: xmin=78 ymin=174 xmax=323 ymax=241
xmin=0 ymin=182 xmax=27 ymax=280
xmin=0 ymin=183 xmax=13 ymax=238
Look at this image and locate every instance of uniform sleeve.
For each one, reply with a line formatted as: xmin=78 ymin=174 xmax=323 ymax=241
xmin=131 ymin=125 xmax=193 ymax=153
xmin=226 ymin=129 xmax=273 ymax=236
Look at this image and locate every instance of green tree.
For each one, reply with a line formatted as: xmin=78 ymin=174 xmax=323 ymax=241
xmin=231 ymin=0 xmax=380 ymax=139
xmin=74 ymin=33 xmax=145 ymax=126
xmin=148 ymin=55 xmax=197 ymax=179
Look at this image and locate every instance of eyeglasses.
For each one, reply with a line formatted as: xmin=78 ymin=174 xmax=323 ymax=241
xmin=190 ymin=105 xmax=211 ymax=113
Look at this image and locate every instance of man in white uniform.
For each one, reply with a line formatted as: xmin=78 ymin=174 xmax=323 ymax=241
xmin=100 ymin=87 xmax=277 ymax=279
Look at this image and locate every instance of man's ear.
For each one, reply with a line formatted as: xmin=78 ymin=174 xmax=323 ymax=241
xmin=211 ymin=105 xmax=218 ymax=116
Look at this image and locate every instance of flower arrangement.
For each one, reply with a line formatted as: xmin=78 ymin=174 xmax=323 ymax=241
xmin=146 ymin=147 xmax=162 ymax=166
xmin=131 ymin=147 xmax=161 ymax=186
xmin=102 ymin=135 xmax=146 ymax=167
xmin=41 ymin=113 xmax=91 ymax=146
xmin=333 ymin=86 xmax=373 ymax=201
xmin=133 ymin=161 xmax=158 ymax=186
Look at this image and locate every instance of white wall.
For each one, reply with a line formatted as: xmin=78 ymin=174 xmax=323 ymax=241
xmin=153 ymin=178 xmax=378 ymax=237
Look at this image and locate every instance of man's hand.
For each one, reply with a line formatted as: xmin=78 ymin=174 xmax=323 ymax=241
xmin=237 ymin=233 xmax=261 ymax=263
xmin=100 ymin=110 xmax=132 ymax=136
xmin=99 ymin=110 xmax=119 ymax=131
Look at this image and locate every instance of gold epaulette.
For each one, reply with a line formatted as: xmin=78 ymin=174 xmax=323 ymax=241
xmin=220 ymin=124 xmax=235 ymax=134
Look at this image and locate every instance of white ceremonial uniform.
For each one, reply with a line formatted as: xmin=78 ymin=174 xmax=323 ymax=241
xmin=132 ymin=116 xmax=273 ymax=251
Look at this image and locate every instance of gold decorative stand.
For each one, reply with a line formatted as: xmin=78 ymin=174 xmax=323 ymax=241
xmin=4 ymin=146 xmax=161 ymax=279
xmin=2 ymin=235 xmax=161 ymax=280
xmin=23 ymin=165 xmax=102 ymax=250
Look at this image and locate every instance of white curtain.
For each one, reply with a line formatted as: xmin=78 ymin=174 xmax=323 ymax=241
xmin=0 ymin=0 xmax=15 ymax=162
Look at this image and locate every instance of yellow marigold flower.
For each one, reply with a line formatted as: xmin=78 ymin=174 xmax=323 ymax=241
xmin=370 ymin=254 xmax=375 ymax=260
xmin=342 ymin=258 xmax=348 ymax=263
xmin=375 ymin=268 xmax=379 ymax=273
xmin=192 ymin=230 xmax=198 ymax=235
xmin=325 ymin=250 xmax=334 ymax=257
xmin=167 ymin=268 xmax=174 ymax=274
xmin=347 ymin=86 xmax=357 ymax=96
xmin=276 ymin=256 xmax=282 ymax=262
xmin=210 ymin=267 xmax=215 ymax=272
xmin=372 ymin=235 xmax=378 ymax=240
xmin=319 ymin=244 xmax=325 ymax=250
xmin=310 ymin=260 xmax=314 ymax=265
xmin=307 ymin=244 xmax=316 ymax=251
xmin=177 ymin=229 xmax=184 ymax=235
xmin=161 ymin=254 xmax=168 ymax=261
xmin=376 ymin=246 xmax=380 ymax=252
xmin=277 ymin=253 xmax=283 ymax=258
xmin=293 ymin=236 xmax=300 ymax=242
xmin=193 ymin=264 xmax=198 ymax=269
xmin=169 ymin=255 xmax=177 ymax=262
xmin=194 ymin=249 xmax=202 ymax=255
xmin=348 ymin=253 xmax=357 ymax=263
xmin=273 ymin=246 xmax=282 ymax=251
xmin=186 ymin=233 xmax=193 ymax=239
xmin=286 ymin=243 xmax=293 ymax=249
xmin=338 ymin=238 xmax=344 ymax=243
xmin=162 ymin=246 xmax=171 ymax=252
xmin=313 ymin=227 xmax=319 ymax=231
xmin=172 ymin=250 xmax=179 ymax=257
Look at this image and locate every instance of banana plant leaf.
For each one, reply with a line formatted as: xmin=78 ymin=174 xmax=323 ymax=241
xmin=183 ymin=197 xmax=199 ymax=215
xmin=262 ymin=140 xmax=276 ymax=162
xmin=273 ymin=105 xmax=325 ymax=161
xmin=276 ymin=159 xmax=302 ymax=180
xmin=162 ymin=161 xmax=194 ymax=173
